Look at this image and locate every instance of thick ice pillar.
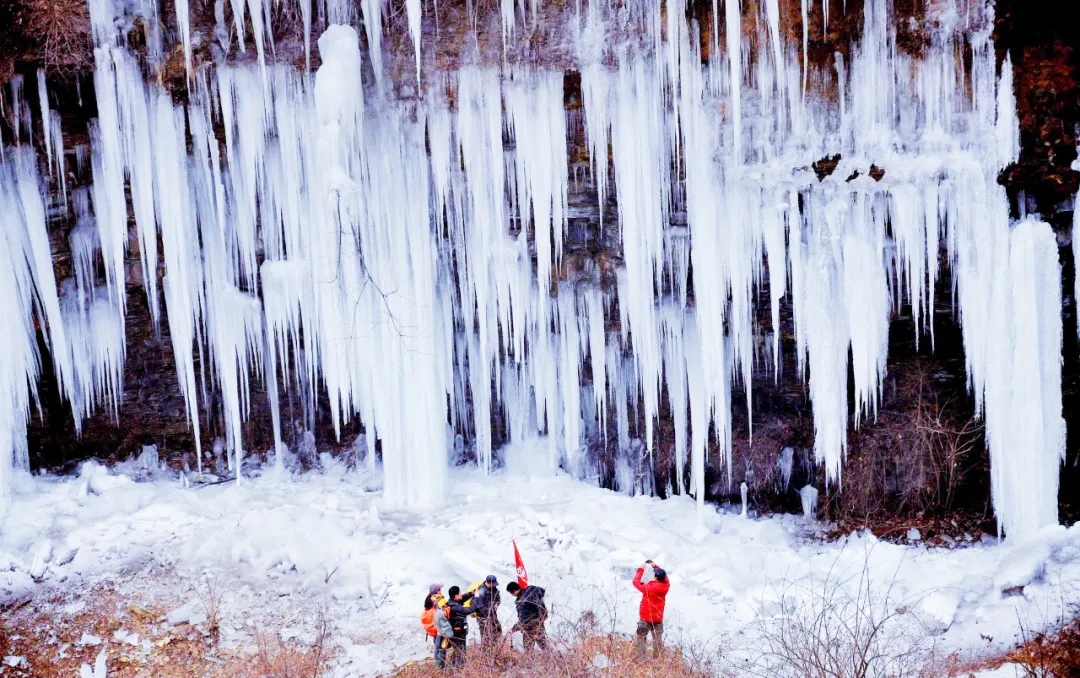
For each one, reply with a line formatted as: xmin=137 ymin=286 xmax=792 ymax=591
xmin=984 ymin=218 xmax=1065 ymax=539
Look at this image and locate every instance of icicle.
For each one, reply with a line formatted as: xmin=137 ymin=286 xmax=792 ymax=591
xmin=983 ymin=219 xmax=1064 ymax=539
xmin=89 ymin=48 xmax=129 ymax=320
xmin=761 ymin=201 xmax=786 ymax=380
xmin=843 ymin=195 xmax=889 ymax=425
xmin=154 ymin=92 xmax=204 ymax=473
xmin=724 ymin=0 xmax=743 ymax=162
xmin=405 ymin=0 xmax=421 ymax=82
xmin=800 ymin=0 xmax=810 ymax=95
xmin=0 ymin=153 xmax=53 ymax=516
xmin=361 ymin=0 xmax=385 ymax=87
xmin=557 ymin=288 xmax=584 ymax=475
xmin=584 ymin=288 xmax=607 ymax=436
xmin=10 ymin=76 xmax=24 ymax=144
xmin=580 ymin=64 xmax=611 ymax=228
xmin=113 ymin=51 xmax=160 ymax=326
xmin=793 ymin=193 xmax=850 ymax=483
xmin=87 ymin=0 xmax=118 ymax=46
xmin=36 ymin=71 xmax=52 ymax=175
xmin=49 ymin=113 xmax=66 ymax=205
xmin=996 ymin=55 xmax=1020 ymax=169
xmin=505 ymin=69 xmax=569 ymax=311
xmin=610 ymin=53 xmax=668 ymax=458
xmin=763 ymin=0 xmax=784 ymax=103
xmin=501 ymin=0 xmax=516 ymax=43
xmin=176 ymin=0 xmax=192 ymax=78
xmin=661 ymin=305 xmax=688 ymax=494
xmin=60 ymin=284 xmax=126 ymax=430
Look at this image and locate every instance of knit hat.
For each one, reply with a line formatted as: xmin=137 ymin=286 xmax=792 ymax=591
xmin=653 ymin=568 xmax=667 ymax=581
xmin=429 ymin=583 xmax=443 ymax=595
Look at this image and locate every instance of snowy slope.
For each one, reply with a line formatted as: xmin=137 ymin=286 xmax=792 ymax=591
xmin=2 ymin=440 xmax=1079 ymax=676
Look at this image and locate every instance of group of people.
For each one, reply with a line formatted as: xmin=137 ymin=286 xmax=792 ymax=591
xmin=421 ymin=575 xmax=548 ymax=669
xmin=419 ymin=560 xmax=670 ymax=669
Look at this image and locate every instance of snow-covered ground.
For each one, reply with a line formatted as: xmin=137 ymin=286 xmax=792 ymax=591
xmin=2 ymin=439 xmax=1079 ymax=676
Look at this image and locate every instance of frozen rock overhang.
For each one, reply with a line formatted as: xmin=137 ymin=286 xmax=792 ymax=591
xmin=0 ymin=0 xmax=1066 ymax=540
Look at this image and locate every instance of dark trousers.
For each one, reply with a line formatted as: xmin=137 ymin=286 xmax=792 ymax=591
xmin=520 ymin=622 xmax=547 ymax=652
xmin=478 ymin=616 xmax=503 ymax=644
xmin=448 ymin=632 xmax=467 ymax=667
xmin=433 ymin=634 xmax=447 ymax=668
xmin=635 ymin=620 xmax=664 ymax=659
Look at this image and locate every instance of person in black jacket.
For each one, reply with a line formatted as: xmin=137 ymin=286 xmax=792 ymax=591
xmin=471 ymin=575 xmax=502 ymax=645
xmin=506 ymin=582 xmax=548 ymax=652
xmin=445 ymin=586 xmax=475 ymax=667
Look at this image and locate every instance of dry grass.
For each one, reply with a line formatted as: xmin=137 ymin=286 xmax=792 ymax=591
xmin=1008 ymin=607 xmax=1080 ymax=677
xmin=388 ymin=632 xmax=715 ymax=678
xmin=248 ymin=611 xmax=335 ymax=678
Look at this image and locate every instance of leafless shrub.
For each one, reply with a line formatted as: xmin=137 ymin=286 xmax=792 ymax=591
xmin=1009 ymin=587 xmax=1080 ymax=678
xmin=251 ymin=610 xmax=335 ymax=678
xmin=734 ymin=554 xmax=933 ymax=678
xmin=20 ymin=0 xmax=92 ymax=74
xmin=195 ymin=573 xmax=223 ymax=645
xmin=823 ymin=358 xmax=984 ymax=524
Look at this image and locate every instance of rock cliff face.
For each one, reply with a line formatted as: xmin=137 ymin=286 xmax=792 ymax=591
xmin=1 ymin=0 xmax=1077 ymax=526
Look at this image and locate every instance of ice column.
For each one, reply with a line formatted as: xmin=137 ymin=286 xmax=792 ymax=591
xmin=984 ymin=219 xmax=1065 ymax=539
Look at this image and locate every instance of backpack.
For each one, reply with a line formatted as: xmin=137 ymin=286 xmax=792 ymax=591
xmin=433 ymin=605 xmax=455 ymax=638
xmin=421 ymin=607 xmax=438 ymax=637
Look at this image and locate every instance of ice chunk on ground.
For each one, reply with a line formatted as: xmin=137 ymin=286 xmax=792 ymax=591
xmin=79 ymin=460 xmax=131 ymax=496
xmin=113 ymin=629 xmax=139 ymax=645
xmin=166 ymin=602 xmax=201 ymax=626
xmin=79 ymin=650 xmax=107 ymax=678
xmin=63 ymin=601 xmax=87 ymax=615
xmin=28 ymin=540 xmax=52 ymax=579
xmin=994 ymin=541 xmax=1051 ymax=593
xmin=502 ymin=438 xmax=555 ymax=478
xmin=799 ymin=485 xmax=818 ymax=518
xmin=919 ymin=590 xmax=960 ymax=629
xmin=78 ymin=633 xmax=102 ymax=646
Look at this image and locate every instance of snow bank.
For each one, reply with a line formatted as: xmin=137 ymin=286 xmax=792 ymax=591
xmin=1 ymin=445 xmax=1079 ymax=675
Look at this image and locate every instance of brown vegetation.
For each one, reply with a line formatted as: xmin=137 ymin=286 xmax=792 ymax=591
xmin=0 ymin=582 xmax=336 ymax=678
xmin=18 ymin=0 xmax=92 ymax=74
xmin=820 ymin=357 xmax=987 ymax=531
xmin=1009 ymin=606 xmax=1080 ymax=678
xmin=388 ymin=632 xmax=714 ymax=678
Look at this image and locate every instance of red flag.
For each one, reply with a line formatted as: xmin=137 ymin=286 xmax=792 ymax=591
xmin=513 ymin=540 xmax=529 ymax=588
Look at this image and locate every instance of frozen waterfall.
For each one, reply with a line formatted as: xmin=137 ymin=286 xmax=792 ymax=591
xmin=0 ymin=0 xmax=1066 ymax=539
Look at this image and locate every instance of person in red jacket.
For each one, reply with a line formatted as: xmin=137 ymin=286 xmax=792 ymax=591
xmin=632 ymin=560 xmax=670 ymax=660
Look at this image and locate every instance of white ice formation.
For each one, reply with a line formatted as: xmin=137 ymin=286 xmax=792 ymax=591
xmin=0 ymin=0 xmax=1067 ymax=539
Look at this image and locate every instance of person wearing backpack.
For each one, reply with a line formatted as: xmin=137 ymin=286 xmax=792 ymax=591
xmin=632 ymin=560 xmax=670 ymax=661
xmin=506 ymin=581 xmax=548 ymax=652
xmin=420 ymin=583 xmax=452 ymax=669
xmin=444 ymin=586 xmax=476 ymax=667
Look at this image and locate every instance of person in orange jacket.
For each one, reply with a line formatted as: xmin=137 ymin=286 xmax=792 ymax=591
xmin=420 ymin=583 xmax=450 ymax=669
xmin=632 ymin=560 xmax=670 ymax=660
